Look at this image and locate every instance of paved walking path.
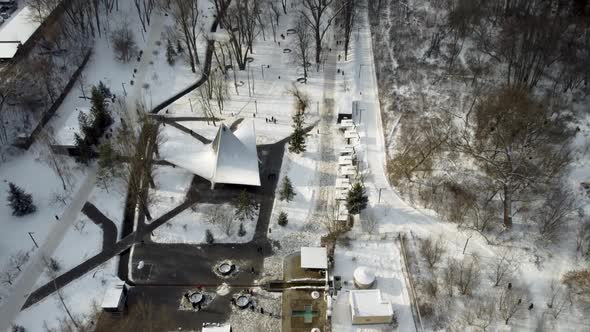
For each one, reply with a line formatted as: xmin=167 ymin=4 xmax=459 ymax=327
xmin=82 ymin=202 xmax=118 ymax=249
xmin=22 ymin=199 xmax=195 ymax=309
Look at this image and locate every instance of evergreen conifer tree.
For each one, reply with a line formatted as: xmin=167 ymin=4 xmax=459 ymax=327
xmin=90 ymin=86 xmax=113 ymax=132
xmin=279 ymin=176 xmax=296 ymax=201
xmin=235 ymin=190 xmax=256 ymax=221
xmin=278 ymin=211 xmax=288 ymax=226
xmin=74 ymin=133 xmax=94 ymax=165
xmin=289 ymin=110 xmax=306 ymax=153
xmin=7 ymin=182 xmax=36 ymax=216
xmin=346 ymin=182 xmax=369 ymax=215
xmin=238 ymin=223 xmax=246 ymax=237
xmin=97 ymin=81 xmax=112 ymax=99
xmin=205 ymin=229 xmax=215 ymax=244
xmin=166 ymin=39 xmax=177 ymax=65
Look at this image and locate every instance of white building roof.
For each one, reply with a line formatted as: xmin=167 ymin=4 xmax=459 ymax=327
xmin=0 ymin=6 xmax=41 ymax=59
xmin=349 ymin=289 xmax=393 ymax=318
xmin=202 ymin=324 xmax=231 ymax=332
xmin=301 ymin=247 xmax=327 ymax=269
xmin=101 ymin=284 xmax=125 ymax=309
xmin=165 ymin=119 xmax=261 ymax=187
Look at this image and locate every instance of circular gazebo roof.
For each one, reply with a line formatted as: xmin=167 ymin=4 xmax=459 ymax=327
xmin=353 ymin=266 xmax=375 ymax=289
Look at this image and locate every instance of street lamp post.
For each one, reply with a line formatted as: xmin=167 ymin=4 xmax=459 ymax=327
xmin=260 ymin=64 xmax=264 ymax=79
xmin=378 ymin=188 xmax=384 ymax=203
xmin=28 ymin=232 xmax=39 ymax=249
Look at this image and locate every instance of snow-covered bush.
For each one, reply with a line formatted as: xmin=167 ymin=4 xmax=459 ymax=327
xmin=419 ymin=236 xmax=446 ymax=269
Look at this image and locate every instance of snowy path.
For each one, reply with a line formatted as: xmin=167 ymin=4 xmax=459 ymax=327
xmin=309 ymin=50 xmax=338 ymax=223
xmin=0 ymin=168 xmax=97 ymax=332
xmin=352 ymin=4 xmax=421 ymax=331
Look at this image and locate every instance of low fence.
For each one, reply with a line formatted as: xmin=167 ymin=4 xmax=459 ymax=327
xmin=398 ymin=233 xmax=424 ymax=331
xmin=14 ymin=48 xmax=92 ymax=150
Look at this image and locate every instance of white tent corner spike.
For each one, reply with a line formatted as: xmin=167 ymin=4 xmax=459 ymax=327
xmin=166 ymin=119 xmax=261 ymax=188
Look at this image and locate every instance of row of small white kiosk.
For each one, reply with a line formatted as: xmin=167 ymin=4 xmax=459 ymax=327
xmin=335 ymin=101 xmax=395 ymax=326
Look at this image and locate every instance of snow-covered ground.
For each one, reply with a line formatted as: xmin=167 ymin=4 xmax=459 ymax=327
xmin=332 ymin=236 xmax=415 ymax=331
xmin=151 ymin=203 xmax=258 ymax=244
xmin=0 ymin=0 xmax=213 ymax=329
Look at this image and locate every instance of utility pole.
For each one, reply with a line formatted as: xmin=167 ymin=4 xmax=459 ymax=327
xmin=378 ymin=188 xmax=383 ymax=203
xmin=247 ymin=62 xmax=252 ymax=97
xmin=122 ymin=82 xmax=127 ymax=96
xmin=28 ymin=232 xmax=38 ymax=249
xmin=255 ymin=99 xmax=258 ymax=114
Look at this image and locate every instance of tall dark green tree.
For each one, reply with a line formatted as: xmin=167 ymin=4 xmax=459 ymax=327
xmin=289 ymin=110 xmax=306 ymax=153
xmin=74 ymin=133 xmax=94 ymax=165
xmin=97 ymin=142 xmax=121 ymax=190
xmin=235 ymin=190 xmax=256 ymax=221
xmin=205 ymin=229 xmax=215 ymax=244
xmin=279 ymin=176 xmax=296 ymax=201
xmin=90 ymin=85 xmax=113 ymax=132
xmin=346 ymin=182 xmax=368 ymax=215
xmin=7 ymin=183 xmax=36 ymax=216
xmin=277 ymin=211 xmax=288 ymax=226
xmin=97 ymin=81 xmax=112 ymax=99
xmin=166 ymin=39 xmax=177 ymax=65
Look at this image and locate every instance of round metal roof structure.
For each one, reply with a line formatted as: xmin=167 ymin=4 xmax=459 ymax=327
xmin=353 ymin=266 xmax=375 ymax=289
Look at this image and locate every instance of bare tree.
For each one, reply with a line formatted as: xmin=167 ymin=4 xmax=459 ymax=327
xmin=463 ymin=295 xmax=495 ymax=330
xmin=300 ymin=0 xmax=341 ymax=66
xmin=336 ymin=0 xmax=356 ymax=60
xmin=420 ymin=236 xmax=446 ymax=269
xmin=171 ymin=0 xmax=201 ymax=72
xmin=222 ymin=0 xmax=260 ymax=70
xmin=293 ymin=17 xmax=312 ymax=82
xmin=134 ymin=0 xmax=156 ymax=32
xmin=456 ymin=254 xmax=481 ymax=296
xmin=387 ymin=112 xmax=451 ymax=185
xmin=443 ymin=258 xmax=459 ymax=297
xmin=111 ymin=23 xmax=138 ymax=63
xmin=546 ymin=279 xmax=570 ymax=320
xmin=497 ymin=287 xmax=526 ymax=325
xmin=39 ymin=130 xmax=74 ymax=191
xmin=207 ymin=205 xmax=234 ymax=236
xmin=536 ymin=187 xmax=576 ymax=240
xmin=9 ymin=250 xmax=30 ymax=273
xmin=112 ymin=103 xmax=159 ymax=220
xmin=211 ymin=67 xmax=229 ymax=112
xmin=287 ymin=83 xmax=310 ymax=113
xmin=454 ymin=87 xmax=572 ymax=228
xmin=490 ymin=249 xmax=517 ymax=287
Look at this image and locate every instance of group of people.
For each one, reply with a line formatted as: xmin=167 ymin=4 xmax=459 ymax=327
xmin=265 ymin=116 xmax=277 ymax=124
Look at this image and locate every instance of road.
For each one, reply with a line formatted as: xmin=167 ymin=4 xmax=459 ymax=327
xmin=353 ymin=3 xmax=418 ymax=331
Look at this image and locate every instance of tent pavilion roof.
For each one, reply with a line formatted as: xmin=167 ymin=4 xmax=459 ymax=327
xmin=165 ymin=119 xmax=260 ymax=187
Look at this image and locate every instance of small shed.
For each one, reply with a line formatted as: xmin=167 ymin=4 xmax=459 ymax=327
xmin=337 ymin=96 xmax=353 ymax=123
xmin=301 ymin=247 xmax=328 ymax=270
xmin=353 ymin=267 xmax=376 ymax=289
xmin=349 ymin=289 xmax=394 ymax=325
xmin=101 ymin=283 xmax=128 ymax=313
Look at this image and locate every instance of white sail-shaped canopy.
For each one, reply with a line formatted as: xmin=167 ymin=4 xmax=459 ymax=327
xmin=165 ymin=119 xmax=260 ymax=188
